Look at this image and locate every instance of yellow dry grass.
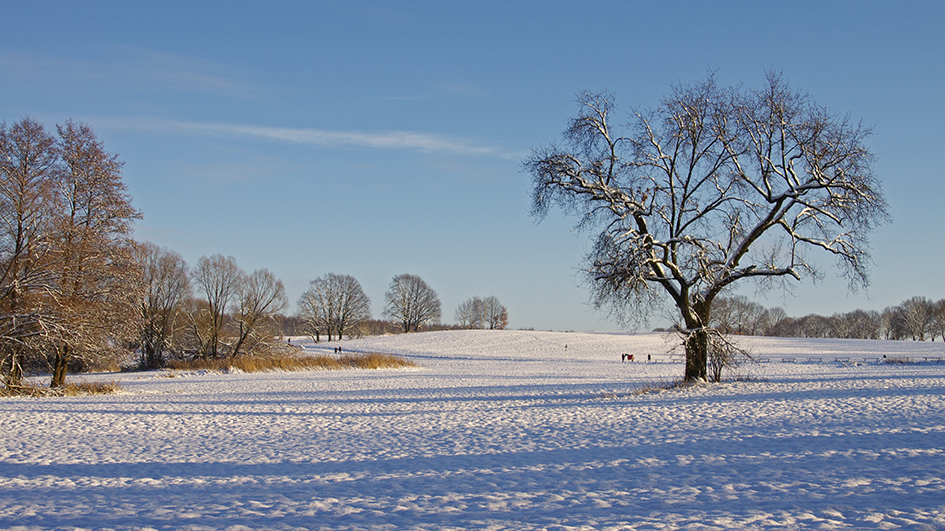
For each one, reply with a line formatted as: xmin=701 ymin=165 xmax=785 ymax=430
xmin=165 ymin=351 xmax=419 ymax=373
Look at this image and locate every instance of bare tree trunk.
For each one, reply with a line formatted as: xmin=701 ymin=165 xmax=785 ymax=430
xmin=684 ymin=328 xmax=708 ymax=382
xmin=146 ymin=342 xmax=163 ymax=370
xmin=2 ymin=351 xmax=23 ymax=388
xmin=683 ymin=302 xmax=711 ymax=382
xmin=51 ymin=346 xmax=69 ymax=388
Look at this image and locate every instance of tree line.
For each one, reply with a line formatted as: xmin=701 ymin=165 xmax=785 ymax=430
xmin=296 ymin=272 xmax=508 ymax=341
xmin=702 ymin=294 xmax=945 ymax=341
xmin=136 ymin=247 xmax=289 ymax=370
xmin=0 ymin=119 xmax=510 ymax=391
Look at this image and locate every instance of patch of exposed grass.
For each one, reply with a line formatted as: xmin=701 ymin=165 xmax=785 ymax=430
xmin=62 ymin=381 xmax=123 ymax=396
xmin=631 ymin=378 xmax=692 ymax=395
xmin=165 ymin=351 xmax=419 ymax=373
xmin=1 ymin=380 xmax=123 ymax=397
xmin=593 ymin=378 xmax=690 ymax=399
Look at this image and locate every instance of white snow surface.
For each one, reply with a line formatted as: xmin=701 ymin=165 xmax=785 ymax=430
xmin=2 ymin=330 xmax=945 ymax=530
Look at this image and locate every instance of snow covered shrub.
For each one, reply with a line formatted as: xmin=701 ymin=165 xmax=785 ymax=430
xmin=1 ymin=380 xmax=122 ymax=397
xmin=883 ymin=356 xmax=916 ymax=365
xmin=62 ymin=381 xmax=123 ymax=396
xmin=631 ymin=378 xmax=690 ymax=395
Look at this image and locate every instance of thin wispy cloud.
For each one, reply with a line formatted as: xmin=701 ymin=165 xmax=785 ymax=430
xmin=114 ymin=119 xmax=524 ymax=159
xmin=0 ymin=46 xmax=258 ymax=100
xmin=117 ymin=46 xmax=256 ymax=98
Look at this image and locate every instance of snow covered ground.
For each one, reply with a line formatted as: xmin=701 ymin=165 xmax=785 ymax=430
xmin=1 ymin=330 xmax=944 ymax=530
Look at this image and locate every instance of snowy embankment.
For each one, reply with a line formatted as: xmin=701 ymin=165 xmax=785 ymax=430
xmin=1 ymin=330 xmax=944 ymax=530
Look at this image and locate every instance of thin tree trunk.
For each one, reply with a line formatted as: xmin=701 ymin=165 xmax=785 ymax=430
xmin=3 ymin=351 xmax=23 ymax=387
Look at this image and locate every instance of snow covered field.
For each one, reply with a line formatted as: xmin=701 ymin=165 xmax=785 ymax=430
xmin=1 ymin=330 xmax=944 ymax=530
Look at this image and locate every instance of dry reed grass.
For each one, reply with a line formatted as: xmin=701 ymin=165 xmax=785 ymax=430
xmin=166 ymin=351 xmax=418 ymax=373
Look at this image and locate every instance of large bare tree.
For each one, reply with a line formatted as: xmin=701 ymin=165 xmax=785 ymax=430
xmin=297 ymin=273 xmax=371 ymax=341
xmin=526 ymin=72 xmax=888 ymax=381
xmin=47 ymin=121 xmax=142 ymax=387
xmin=0 ymin=119 xmax=142 ymax=388
xmin=0 ymin=118 xmax=59 ymax=386
xmin=383 ymin=274 xmax=441 ymax=333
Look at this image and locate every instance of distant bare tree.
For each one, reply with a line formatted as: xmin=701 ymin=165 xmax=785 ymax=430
xmin=933 ymin=300 xmax=945 ymax=342
xmin=134 ymin=242 xmax=191 ymax=368
xmin=298 ymin=273 xmax=371 ymax=341
xmin=482 ymin=296 xmax=508 ymax=329
xmin=879 ymin=306 xmax=907 ymax=340
xmin=455 ymin=297 xmax=485 ymax=329
xmin=455 ymin=296 xmax=508 ymax=330
xmin=232 ymin=268 xmax=288 ymax=356
xmin=708 ymin=295 xmax=768 ymax=336
xmin=384 ymin=274 xmax=441 ymax=333
xmin=297 ymin=278 xmax=331 ymax=342
xmin=899 ymin=296 xmax=934 ymax=341
xmin=527 ymin=72 xmax=888 ymax=381
xmin=190 ymin=254 xmax=243 ymax=358
xmin=763 ymin=306 xmax=789 ymax=336
xmin=847 ymin=309 xmax=881 ymax=339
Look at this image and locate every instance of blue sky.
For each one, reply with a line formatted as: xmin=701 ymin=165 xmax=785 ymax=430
xmin=2 ymin=1 xmax=942 ymax=331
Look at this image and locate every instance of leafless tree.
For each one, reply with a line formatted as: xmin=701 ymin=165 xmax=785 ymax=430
xmin=0 ymin=119 xmax=142 ymax=388
xmin=297 ymin=273 xmax=371 ymax=341
xmin=0 ymin=118 xmax=60 ymax=386
xmin=45 ymin=121 xmax=142 ymax=387
xmin=133 ymin=242 xmax=191 ymax=369
xmin=232 ymin=268 xmax=288 ymax=356
xmin=764 ymin=306 xmax=789 ymax=335
xmin=899 ymin=296 xmax=934 ymax=341
xmin=455 ymin=297 xmax=485 ymax=329
xmin=846 ymin=309 xmax=882 ymax=340
xmin=709 ymin=296 xmax=738 ymax=335
xmin=384 ymin=274 xmax=441 ymax=333
xmin=527 ymin=72 xmax=888 ymax=381
xmin=189 ymin=254 xmax=243 ymax=358
xmin=297 ymin=278 xmax=331 ymax=342
xmin=455 ymin=296 xmax=508 ymax=330
xmin=931 ymin=300 xmax=945 ymax=342
xmin=879 ymin=306 xmax=907 ymax=340
xmin=482 ymin=296 xmax=508 ymax=330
